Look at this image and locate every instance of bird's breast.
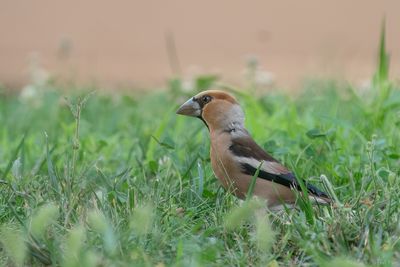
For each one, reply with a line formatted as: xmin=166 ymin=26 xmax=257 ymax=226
xmin=209 ymin=131 xmax=297 ymax=204
xmin=209 ymin=132 xmax=245 ymax=197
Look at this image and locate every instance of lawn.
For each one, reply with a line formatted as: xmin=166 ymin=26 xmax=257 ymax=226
xmin=1 ymin=35 xmax=399 ymax=267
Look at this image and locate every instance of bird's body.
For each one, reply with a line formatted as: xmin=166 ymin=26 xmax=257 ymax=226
xmin=210 ymin=130 xmax=295 ymax=205
xmin=176 ymin=90 xmax=331 ymax=209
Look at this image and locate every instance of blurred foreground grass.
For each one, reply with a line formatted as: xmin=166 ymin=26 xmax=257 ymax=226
xmin=1 ymin=33 xmax=400 ymax=266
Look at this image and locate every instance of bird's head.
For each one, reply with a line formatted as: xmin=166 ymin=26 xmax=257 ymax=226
xmin=176 ymin=90 xmax=245 ymax=131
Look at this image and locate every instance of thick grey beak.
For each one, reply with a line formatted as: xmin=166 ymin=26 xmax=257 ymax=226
xmin=176 ymin=97 xmax=201 ymax=117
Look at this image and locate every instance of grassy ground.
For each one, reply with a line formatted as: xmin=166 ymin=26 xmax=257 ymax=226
xmin=1 ymin=38 xmax=400 ymax=267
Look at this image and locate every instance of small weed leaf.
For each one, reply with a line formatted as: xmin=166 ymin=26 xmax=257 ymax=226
xmin=306 ymin=128 xmax=327 ymax=139
xmin=148 ymin=160 xmax=159 ymax=173
xmin=151 ymin=135 xmax=175 ymax=150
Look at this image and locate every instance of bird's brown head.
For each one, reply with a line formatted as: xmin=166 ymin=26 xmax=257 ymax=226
xmin=176 ymin=90 xmax=244 ymax=131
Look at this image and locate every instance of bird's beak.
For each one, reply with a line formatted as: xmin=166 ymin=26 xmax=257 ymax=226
xmin=176 ymin=97 xmax=201 ymax=117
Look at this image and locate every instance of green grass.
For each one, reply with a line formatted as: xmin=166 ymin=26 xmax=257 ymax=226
xmin=1 ymin=32 xmax=400 ymax=267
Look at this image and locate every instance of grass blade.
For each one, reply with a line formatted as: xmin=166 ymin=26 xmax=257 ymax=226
xmin=246 ymin=160 xmax=263 ymax=200
xmin=45 ymin=132 xmax=59 ymax=193
xmin=2 ymin=135 xmax=25 ymax=180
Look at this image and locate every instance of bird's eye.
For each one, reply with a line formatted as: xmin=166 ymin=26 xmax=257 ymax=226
xmin=202 ymin=95 xmax=212 ymax=104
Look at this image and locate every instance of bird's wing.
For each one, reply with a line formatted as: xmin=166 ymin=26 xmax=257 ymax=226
xmin=229 ymin=136 xmax=329 ymax=199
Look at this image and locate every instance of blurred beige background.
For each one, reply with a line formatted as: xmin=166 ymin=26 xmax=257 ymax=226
xmin=0 ymin=0 xmax=399 ymax=89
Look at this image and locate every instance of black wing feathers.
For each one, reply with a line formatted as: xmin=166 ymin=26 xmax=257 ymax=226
xmin=241 ymin=163 xmax=329 ymax=198
xmin=229 ymin=136 xmax=278 ymax=162
xmin=230 ymin=137 xmax=329 ymax=198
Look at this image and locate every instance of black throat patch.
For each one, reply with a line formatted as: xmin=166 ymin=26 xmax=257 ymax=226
xmin=193 ymin=97 xmax=209 ymax=130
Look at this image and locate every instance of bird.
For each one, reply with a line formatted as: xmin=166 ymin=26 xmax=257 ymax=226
xmin=176 ymin=90 xmax=331 ymax=210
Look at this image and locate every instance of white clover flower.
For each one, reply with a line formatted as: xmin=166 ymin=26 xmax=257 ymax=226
xmin=254 ymin=69 xmax=275 ymax=87
xmin=19 ymin=52 xmax=51 ymax=106
xmin=242 ymin=55 xmax=275 ymax=87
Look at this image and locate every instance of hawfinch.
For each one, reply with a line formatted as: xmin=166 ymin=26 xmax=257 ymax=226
xmin=176 ymin=90 xmax=331 ymax=209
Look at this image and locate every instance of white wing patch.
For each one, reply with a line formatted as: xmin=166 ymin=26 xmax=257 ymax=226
xmin=234 ymin=156 xmax=289 ymax=175
xmin=309 ymin=195 xmax=331 ymax=205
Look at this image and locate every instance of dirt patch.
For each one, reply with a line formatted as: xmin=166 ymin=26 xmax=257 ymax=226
xmin=0 ymin=0 xmax=399 ymax=90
